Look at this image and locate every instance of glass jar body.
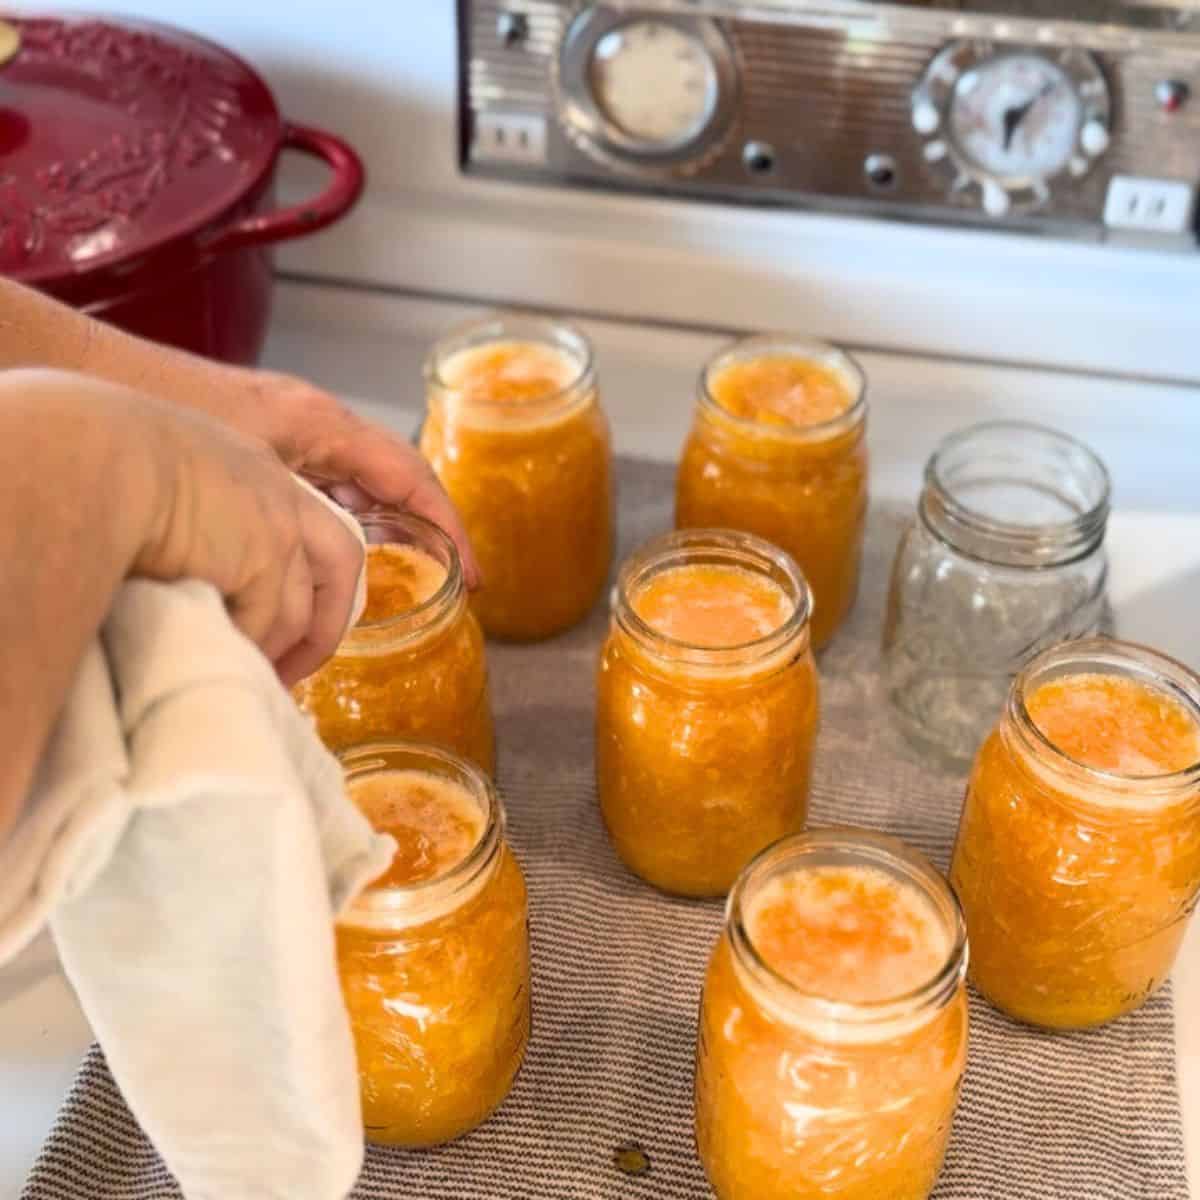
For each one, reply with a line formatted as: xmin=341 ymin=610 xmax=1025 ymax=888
xmin=695 ymin=933 xmax=968 ymax=1200
xmin=596 ymin=632 xmax=819 ymax=896
xmin=883 ymin=515 xmax=1108 ymax=766
xmin=295 ymin=597 xmax=495 ymax=773
xmin=676 ymin=407 xmax=867 ymax=650
xmin=337 ymin=843 xmax=530 ymax=1146
xmin=420 ymin=317 xmax=614 ymax=642
xmin=950 ymin=723 xmax=1200 ymax=1029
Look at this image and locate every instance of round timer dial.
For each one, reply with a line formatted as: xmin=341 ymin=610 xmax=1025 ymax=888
xmin=558 ymin=7 xmax=738 ymax=172
xmin=951 ymin=55 xmax=1082 ymax=183
xmin=913 ymin=42 xmax=1111 ymax=215
xmin=589 ymin=20 xmax=717 ymax=148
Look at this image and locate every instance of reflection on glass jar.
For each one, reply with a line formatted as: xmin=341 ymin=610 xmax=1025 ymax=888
xmin=695 ymin=829 xmax=969 ymax=1200
xmin=883 ymin=421 xmax=1110 ymax=768
xmin=675 ymin=335 xmax=868 ymax=649
xmin=596 ymin=529 xmax=819 ymax=897
xmin=420 ymin=313 xmax=613 ymax=641
xmin=293 ymin=513 xmax=495 ymax=773
xmin=950 ymin=637 xmax=1200 ymax=1029
xmin=336 ymin=742 xmax=530 ymax=1146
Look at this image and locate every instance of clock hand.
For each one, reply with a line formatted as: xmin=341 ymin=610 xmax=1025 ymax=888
xmin=1002 ymin=81 xmax=1057 ymax=151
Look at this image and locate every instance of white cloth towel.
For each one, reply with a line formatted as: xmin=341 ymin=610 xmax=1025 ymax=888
xmin=0 ymin=482 xmax=394 ymax=1200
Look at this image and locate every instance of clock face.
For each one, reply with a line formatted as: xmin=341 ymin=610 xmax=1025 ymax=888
xmin=949 ymin=54 xmax=1082 ymax=184
xmin=588 ymin=19 xmax=717 ymax=149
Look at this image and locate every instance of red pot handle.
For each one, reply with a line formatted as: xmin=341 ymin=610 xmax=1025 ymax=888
xmin=203 ymin=122 xmax=365 ymax=255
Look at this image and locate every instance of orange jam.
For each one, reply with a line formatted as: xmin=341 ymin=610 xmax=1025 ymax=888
xmin=355 ymin=769 xmax=485 ymax=889
xmin=696 ymin=840 xmax=967 ymax=1200
xmin=951 ymin=647 xmax=1200 ymax=1029
xmin=295 ymin=533 xmax=496 ymax=773
xmin=337 ymin=754 xmax=530 ymax=1147
xmin=436 ymin=339 xmax=577 ymax=407
xmin=630 ymin=563 xmax=794 ymax=646
xmin=421 ymin=322 xmax=613 ymax=641
xmin=1026 ymin=673 xmax=1200 ymax=777
xmin=356 ymin=543 xmax=447 ymax=625
xmin=709 ymin=355 xmax=855 ymax=427
xmin=596 ymin=533 xmax=819 ymax=897
xmin=747 ymin=866 xmax=950 ymax=1003
xmin=676 ymin=340 xmax=868 ymax=649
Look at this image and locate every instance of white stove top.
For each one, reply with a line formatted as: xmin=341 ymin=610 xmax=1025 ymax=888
xmin=1 ymin=278 xmax=1197 ymax=1197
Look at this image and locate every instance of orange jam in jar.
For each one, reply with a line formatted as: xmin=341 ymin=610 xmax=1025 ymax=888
xmin=420 ymin=315 xmax=613 ymax=641
xmin=294 ymin=513 xmax=495 ymax=773
xmin=695 ymin=830 xmax=968 ymax=1200
xmin=336 ymin=742 xmax=530 ymax=1146
xmin=676 ymin=336 xmax=868 ymax=649
xmin=951 ymin=637 xmax=1200 ymax=1029
xmin=596 ymin=530 xmax=819 ymax=897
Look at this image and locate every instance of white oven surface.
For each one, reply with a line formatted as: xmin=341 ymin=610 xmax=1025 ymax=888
xmin=0 ymin=278 xmax=1197 ymax=1197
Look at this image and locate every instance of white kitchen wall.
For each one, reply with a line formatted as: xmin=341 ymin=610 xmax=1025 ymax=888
xmin=25 ymin=0 xmax=1200 ymax=381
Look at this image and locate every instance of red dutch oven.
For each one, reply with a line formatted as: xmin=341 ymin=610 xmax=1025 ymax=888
xmin=0 ymin=14 xmax=364 ymax=364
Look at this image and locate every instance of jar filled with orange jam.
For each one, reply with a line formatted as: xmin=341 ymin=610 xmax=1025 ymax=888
xmin=336 ymin=742 xmax=530 ymax=1146
xmin=420 ymin=314 xmax=613 ymax=641
xmin=675 ymin=336 xmax=868 ymax=649
xmin=293 ymin=513 xmax=495 ymax=773
xmin=596 ymin=529 xmax=819 ymax=897
xmin=951 ymin=637 xmax=1200 ymax=1029
xmin=696 ymin=829 xmax=969 ymax=1200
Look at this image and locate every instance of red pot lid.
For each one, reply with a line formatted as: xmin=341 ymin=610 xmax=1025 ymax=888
xmin=0 ymin=15 xmax=283 ymax=284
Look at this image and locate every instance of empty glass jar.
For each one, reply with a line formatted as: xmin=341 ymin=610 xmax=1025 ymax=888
xmin=882 ymin=421 xmax=1110 ymax=767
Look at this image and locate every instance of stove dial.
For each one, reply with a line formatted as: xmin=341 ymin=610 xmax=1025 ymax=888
xmin=913 ymin=42 xmax=1111 ymax=215
xmin=557 ymin=7 xmax=738 ymax=172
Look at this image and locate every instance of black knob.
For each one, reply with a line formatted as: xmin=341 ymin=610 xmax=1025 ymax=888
xmin=743 ymin=141 xmax=776 ymax=175
xmin=497 ymin=11 xmax=529 ymax=46
xmin=864 ymin=154 xmax=898 ymax=190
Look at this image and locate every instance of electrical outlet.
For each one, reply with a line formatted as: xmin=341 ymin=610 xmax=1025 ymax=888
xmin=472 ymin=112 xmax=548 ymax=166
xmin=1103 ymin=176 xmax=1197 ymax=235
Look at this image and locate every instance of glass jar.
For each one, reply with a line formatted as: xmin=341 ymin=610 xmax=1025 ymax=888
xmin=336 ymin=742 xmax=530 ymax=1146
xmin=695 ymin=829 xmax=969 ymax=1200
xmin=883 ymin=421 xmax=1110 ymax=767
xmin=675 ymin=335 xmax=868 ymax=649
xmin=596 ymin=529 xmax=819 ymax=897
xmin=293 ymin=512 xmax=495 ymax=773
xmin=950 ymin=637 xmax=1200 ymax=1029
xmin=420 ymin=313 xmax=614 ymax=641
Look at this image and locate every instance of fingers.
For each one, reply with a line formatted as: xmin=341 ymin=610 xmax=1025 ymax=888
xmin=278 ymin=490 xmax=364 ymax=685
xmin=345 ymin=432 xmax=482 ymax=589
xmin=259 ymin=542 xmax=315 ymax=677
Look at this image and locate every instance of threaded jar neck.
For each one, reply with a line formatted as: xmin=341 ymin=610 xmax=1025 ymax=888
xmin=919 ymin=421 xmax=1110 ymax=568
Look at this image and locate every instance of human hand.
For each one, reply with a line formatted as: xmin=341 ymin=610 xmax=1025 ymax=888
xmin=222 ymin=369 xmax=481 ymax=589
xmin=0 ymin=279 xmax=474 ymax=584
xmin=112 ymin=377 xmax=366 ymax=686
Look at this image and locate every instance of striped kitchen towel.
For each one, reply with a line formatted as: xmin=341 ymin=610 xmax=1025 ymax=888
xmin=23 ymin=457 xmax=1189 ymax=1200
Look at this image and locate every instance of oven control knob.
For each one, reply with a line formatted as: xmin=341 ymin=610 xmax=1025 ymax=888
xmin=1080 ymin=119 xmax=1110 ymax=157
xmin=497 ymin=11 xmax=529 ymax=46
xmin=912 ymin=99 xmax=940 ymax=135
xmin=981 ymin=179 xmax=1011 ymax=218
xmin=1155 ymin=79 xmax=1190 ymax=113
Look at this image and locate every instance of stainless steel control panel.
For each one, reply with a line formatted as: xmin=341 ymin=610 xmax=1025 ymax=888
xmin=459 ymin=0 xmax=1200 ymax=244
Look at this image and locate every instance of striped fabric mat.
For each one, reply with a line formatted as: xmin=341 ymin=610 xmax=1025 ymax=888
xmin=23 ymin=457 xmax=1188 ymax=1200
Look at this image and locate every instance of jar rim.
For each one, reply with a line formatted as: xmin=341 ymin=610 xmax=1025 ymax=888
xmin=614 ymin=528 xmax=813 ymax=669
xmin=344 ymin=511 xmax=463 ymax=640
xmin=1008 ymin=636 xmax=1200 ymax=797
xmin=921 ymin=421 xmax=1111 ymax=568
xmin=726 ymin=827 xmax=968 ymax=1030
xmin=697 ymin=332 xmax=868 ymax=443
xmin=338 ymin=740 xmax=504 ymax=925
xmin=423 ymin=310 xmax=596 ymax=420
